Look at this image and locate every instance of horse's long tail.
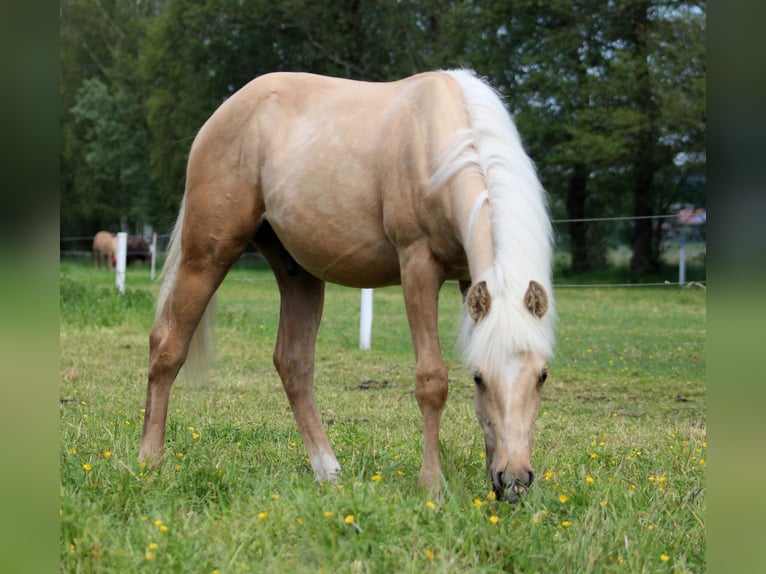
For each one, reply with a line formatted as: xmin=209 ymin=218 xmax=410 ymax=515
xmin=155 ymin=200 xmax=216 ymax=386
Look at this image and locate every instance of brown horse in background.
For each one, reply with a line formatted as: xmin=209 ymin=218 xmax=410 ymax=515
xmin=138 ymin=70 xmax=555 ymax=502
xmin=92 ymin=231 xmax=116 ymax=270
xmin=126 ymin=236 xmax=150 ymax=265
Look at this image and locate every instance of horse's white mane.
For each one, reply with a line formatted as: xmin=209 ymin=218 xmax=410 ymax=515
xmin=440 ymin=69 xmax=556 ymax=373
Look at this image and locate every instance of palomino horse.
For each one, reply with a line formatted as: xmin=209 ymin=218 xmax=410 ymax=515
xmin=139 ymin=70 xmax=555 ymax=501
xmin=92 ymin=231 xmax=117 ymax=270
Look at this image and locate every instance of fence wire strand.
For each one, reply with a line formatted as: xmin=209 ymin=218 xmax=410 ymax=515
xmin=60 ymin=213 xmax=704 ymax=290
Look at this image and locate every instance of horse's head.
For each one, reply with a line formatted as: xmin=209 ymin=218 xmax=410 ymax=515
xmin=465 ymin=279 xmax=551 ymax=502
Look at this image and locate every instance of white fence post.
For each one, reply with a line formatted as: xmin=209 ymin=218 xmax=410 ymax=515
xmin=115 ymin=232 xmax=127 ymax=294
xmin=359 ymin=288 xmax=373 ymax=350
xmin=150 ymin=232 xmax=158 ymax=281
xmin=678 ymin=236 xmax=686 ymax=286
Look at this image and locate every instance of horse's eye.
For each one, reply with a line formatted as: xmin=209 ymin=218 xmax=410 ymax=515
xmin=538 ymin=369 xmax=548 ymax=386
xmin=473 ymin=372 xmax=484 ymax=387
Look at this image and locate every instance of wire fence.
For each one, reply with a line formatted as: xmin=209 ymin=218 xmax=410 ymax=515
xmin=59 ymin=213 xmax=706 ymax=289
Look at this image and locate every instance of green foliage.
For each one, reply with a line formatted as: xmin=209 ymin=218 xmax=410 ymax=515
xmin=60 ymin=264 xmax=706 ymax=572
xmin=70 ymin=77 xmax=153 ymax=224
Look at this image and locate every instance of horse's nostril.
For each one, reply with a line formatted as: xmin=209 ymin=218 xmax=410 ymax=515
xmin=526 ymin=470 xmax=534 ymax=486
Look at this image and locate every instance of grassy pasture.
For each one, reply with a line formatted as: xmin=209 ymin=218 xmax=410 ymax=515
xmin=60 ymin=262 xmax=705 ymax=573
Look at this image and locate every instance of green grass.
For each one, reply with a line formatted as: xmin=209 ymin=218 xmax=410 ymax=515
xmin=60 ymin=262 xmax=705 ymax=573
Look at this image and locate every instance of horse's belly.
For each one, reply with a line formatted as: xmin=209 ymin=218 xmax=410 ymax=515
xmin=269 ymin=219 xmax=402 ymax=288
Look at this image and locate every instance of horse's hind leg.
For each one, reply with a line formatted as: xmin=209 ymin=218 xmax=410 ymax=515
xmin=139 ymin=193 xmax=256 ymax=465
xmin=255 ymin=224 xmax=340 ymax=481
xmin=139 ymin=267 xmax=222 ymax=464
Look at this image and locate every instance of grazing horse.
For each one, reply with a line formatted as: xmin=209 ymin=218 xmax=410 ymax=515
xmin=92 ymin=231 xmax=117 ymax=270
xmin=138 ymin=70 xmax=555 ymax=502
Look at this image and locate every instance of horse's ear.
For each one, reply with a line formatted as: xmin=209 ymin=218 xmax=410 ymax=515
xmin=524 ymin=280 xmax=549 ymax=319
xmin=466 ymin=281 xmax=492 ymax=322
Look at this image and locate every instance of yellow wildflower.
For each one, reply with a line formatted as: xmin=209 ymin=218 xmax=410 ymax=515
xmin=559 ymin=494 xmax=568 ymax=503
xmin=258 ymin=512 xmax=268 ymax=520
xmin=102 ymin=451 xmax=112 ymax=459
xmin=660 ymin=554 xmax=670 ymax=562
xmin=82 ymin=463 xmax=92 ymax=472
xmin=425 ymin=549 xmax=434 ymax=560
xmin=345 ymin=515 xmax=355 ymax=524
xmin=323 ymin=511 xmax=334 ymax=517
xmin=585 ymin=475 xmax=595 ymax=484
xmin=562 ymin=521 xmax=572 ymax=527
xmin=489 ymin=515 xmax=499 ymax=524
xmin=426 ymin=501 xmax=436 ymax=509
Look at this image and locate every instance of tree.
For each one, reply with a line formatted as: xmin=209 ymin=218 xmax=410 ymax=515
xmin=498 ymin=0 xmax=705 ymax=277
xmin=60 ymin=0 xmax=162 ymax=235
xmin=69 ymin=77 xmax=152 ymax=227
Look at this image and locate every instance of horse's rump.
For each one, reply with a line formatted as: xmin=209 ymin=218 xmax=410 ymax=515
xmin=92 ymin=231 xmax=116 ymax=253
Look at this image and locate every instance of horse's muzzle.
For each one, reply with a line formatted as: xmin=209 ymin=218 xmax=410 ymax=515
xmin=493 ymin=470 xmax=534 ymax=503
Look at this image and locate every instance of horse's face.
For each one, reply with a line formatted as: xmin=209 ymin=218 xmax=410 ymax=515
xmin=465 ymin=279 xmax=551 ymax=502
xmin=472 ymin=352 xmax=547 ymax=502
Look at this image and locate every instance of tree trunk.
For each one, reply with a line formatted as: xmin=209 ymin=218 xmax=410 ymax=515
xmin=628 ymin=0 xmax=659 ymax=279
xmin=566 ymin=162 xmax=590 ymax=273
xmin=630 ymin=159 xmax=655 ymax=278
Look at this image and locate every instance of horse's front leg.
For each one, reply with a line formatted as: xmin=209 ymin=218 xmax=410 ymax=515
xmin=399 ymin=242 xmax=448 ymax=494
